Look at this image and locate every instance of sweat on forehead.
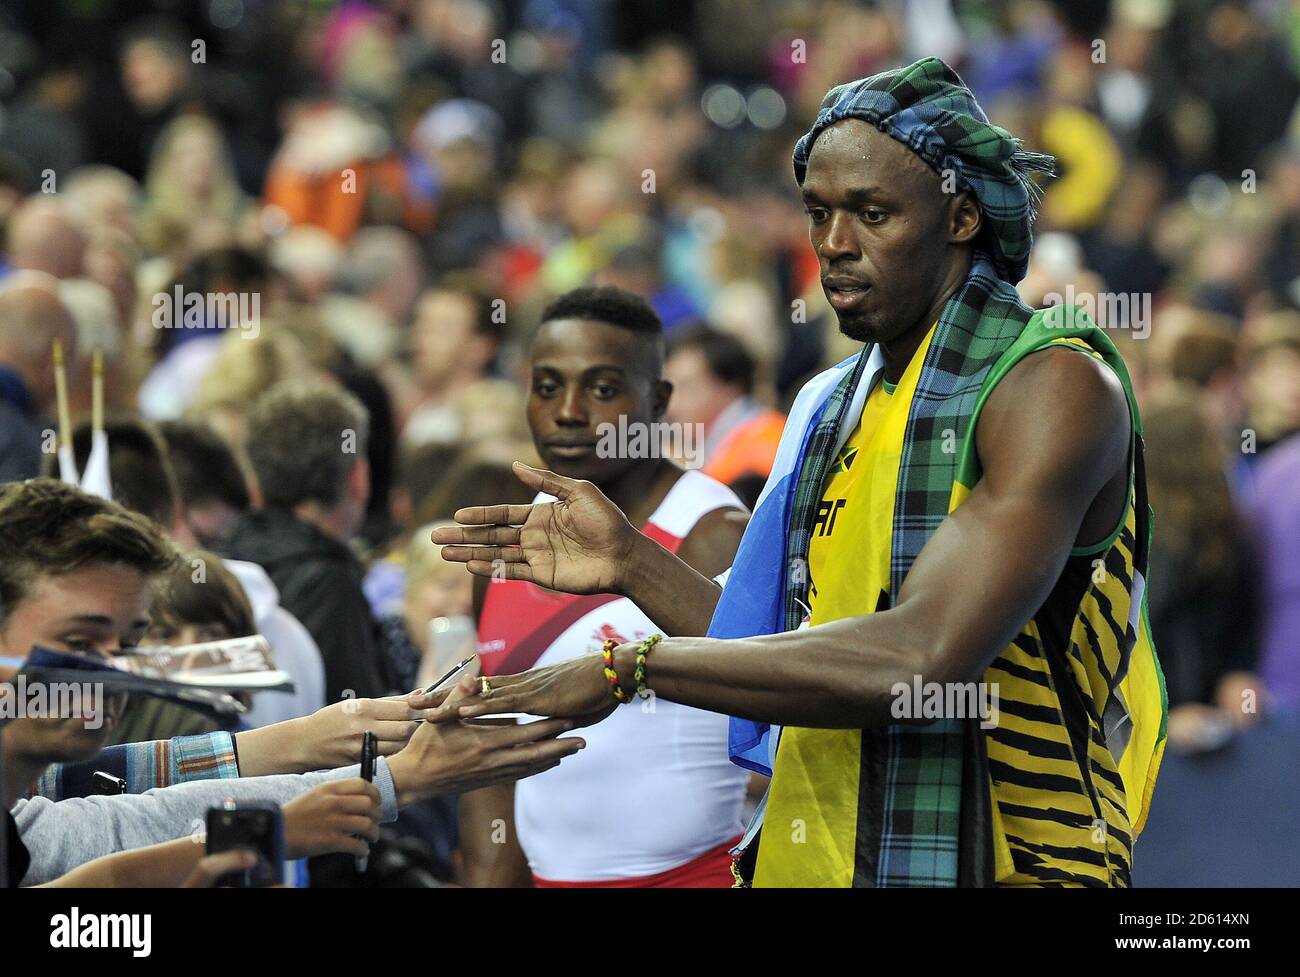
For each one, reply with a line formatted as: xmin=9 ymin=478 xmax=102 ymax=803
xmin=803 ymin=119 xmax=944 ymax=196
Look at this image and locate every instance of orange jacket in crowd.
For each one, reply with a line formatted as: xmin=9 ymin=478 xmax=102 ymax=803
xmin=703 ymin=407 xmax=786 ymax=485
xmin=263 ymin=156 xmax=435 ymax=243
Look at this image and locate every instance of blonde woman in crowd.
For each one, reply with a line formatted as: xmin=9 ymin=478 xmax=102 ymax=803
xmin=140 ymin=115 xmax=251 ymax=263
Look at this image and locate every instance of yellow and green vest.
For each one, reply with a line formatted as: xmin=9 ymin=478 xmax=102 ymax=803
xmin=756 ymin=322 xmax=1165 ymax=887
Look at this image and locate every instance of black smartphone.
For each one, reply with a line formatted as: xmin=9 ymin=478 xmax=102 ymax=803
xmin=90 ymin=771 xmax=126 ymax=796
xmin=206 ymin=802 xmax=285 ymax=888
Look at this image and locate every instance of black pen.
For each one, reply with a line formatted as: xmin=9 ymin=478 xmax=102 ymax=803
xmin=357 ymin=730 xmax=376 ymax=874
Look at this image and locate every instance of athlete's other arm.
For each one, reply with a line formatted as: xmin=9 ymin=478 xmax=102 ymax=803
xmin=434 ymin=463 xmax=747 ymax=637
xmin=443 ymin=350 xmax=1131 ymax=730
xmin=459 ymin=779 xmax=529 ymax=886
xmin=457 ymin=573 xmax=532 ymax=887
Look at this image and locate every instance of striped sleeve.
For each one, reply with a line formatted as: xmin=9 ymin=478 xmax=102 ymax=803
xmin=32 ymin=732 xmax=240 ymax=800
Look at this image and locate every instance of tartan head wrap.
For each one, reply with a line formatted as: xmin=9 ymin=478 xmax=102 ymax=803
xmin=792 ymin=57 xmax=1055 ymax=285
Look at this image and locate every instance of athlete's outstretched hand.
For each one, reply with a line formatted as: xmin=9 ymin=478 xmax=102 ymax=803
xmin=419 ymin=655 xmax=622 ymax=732
xmin=432 ymin=462 xmax=637 ymax=596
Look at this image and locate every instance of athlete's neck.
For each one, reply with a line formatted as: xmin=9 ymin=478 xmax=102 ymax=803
xmin=598 ymin=458 xmax=682 ymax=528
xmin=879 ymin=252 xmax=971 ymax=384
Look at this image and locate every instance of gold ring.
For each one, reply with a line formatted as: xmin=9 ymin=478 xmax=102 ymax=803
xmin=479 ymin=676 xmax=492 ymax=696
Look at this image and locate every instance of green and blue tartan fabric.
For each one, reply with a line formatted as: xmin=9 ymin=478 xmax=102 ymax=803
xmin=782 ymin=253 xmax=1037 ymax=885
xmin=792 ymin=56 xmax=1055 ymax=285
xmin=877 ymin=254 xmax=1036 ymax=887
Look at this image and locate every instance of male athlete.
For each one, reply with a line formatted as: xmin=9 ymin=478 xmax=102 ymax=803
xmin=432 ymin=59 xmax=1165 ymax=888
xmin=457 ymin=285 xmax=752 ymax=887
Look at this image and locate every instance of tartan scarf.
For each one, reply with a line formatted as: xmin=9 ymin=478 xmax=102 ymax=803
xmin=792 ymin=56 xmax=1055 ymax=285
xmin=781 ymin=252 xmax=1036 ymax=886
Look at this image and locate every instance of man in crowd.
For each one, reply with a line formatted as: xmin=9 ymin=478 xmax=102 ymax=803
xmin=0 ymin=277 xmax=77 ymax=483
xmin=222 ymin=380 xmax=389 ymax=703
xmin=458 ymin=285 xmax=751 ymax=887
xmin=4 ymin=197 xmax=86 ymax=280
xmin=433 ymin=59 xmax=1166 ymax=888
xmin=157 ymin=418 xmax=252 ymax=547
xmin=664 ymin=325 xmax=786 ymax=497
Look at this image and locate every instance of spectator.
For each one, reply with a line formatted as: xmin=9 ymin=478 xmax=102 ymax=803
xmin=55 ymin=417 xmax=188 ymax=541
xmin=6 ymin=197 xmax=86 ymax=279
xmin=0 ymin=479 xmax=578 ymax=886
xmin=1146 ymin=304 xmax=1244 ymax=463
xmin=401 ymin=523 xmax=475 ymax=692
xmin=157 ymin=418 xmax=252 ymax=547
xmin=56 ymin=415 xmax=328 ymax=728
xmin=398 ymin=277 xmax=504 ymax=447
xmin=665 ymin=325 xmax=785 ymax=493
xmin=137 ymin=247 xmax=273 ymax=421
xmin=365 ymin=453 xmax=531 ymax=663
xmin=1143 ymin=386 xmax=1262 ymax=748
xmin=0 ymin=278 xmax=78 ymax=483
xmin=416 ymin=455 xmax=536 ymax=527
xmin=262 ymin=101 xmax=433 ymax=243
xmin=325 ymin=226 xmax=426 ymax=367
xmin=63 ymin=166 xmax=141 ymax=242
xmin=111 ymin=549 xmax=256 ymax=745
xmin=1250 ymin=432 xmax=1300 ymax=712
xmin=389 ymin=441 xmax=462 ymax=535
xmin=222 ymin=381 xmax=391 ymax=702
xmin=0 ymin=477 xmax=368 ymax=888
xmin=185 ymin=328 xmax=316 ymax=449
xmin=108 ymin=19 xmax=195 ymax=179
xmin=140 ymin=114 xmax=252 ymax=262
xmin=1242 ymin=311 xmax=1300 ymax=459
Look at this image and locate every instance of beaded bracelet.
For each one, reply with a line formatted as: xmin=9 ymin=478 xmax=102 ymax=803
xmin=601 ymin=638 xmax=631 ymax=703
xmin=634 ymin=633 xmax=662 ymax=700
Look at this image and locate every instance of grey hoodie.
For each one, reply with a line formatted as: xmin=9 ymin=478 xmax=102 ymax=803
xmin=13 ymin=758 xmax=398 ymax=885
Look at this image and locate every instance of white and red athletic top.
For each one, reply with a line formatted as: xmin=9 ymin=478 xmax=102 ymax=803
xmin=478 ymin=469 xmax=749 ymax=885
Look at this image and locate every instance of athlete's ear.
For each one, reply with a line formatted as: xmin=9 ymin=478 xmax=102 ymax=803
xmin=651 ymin=379 xmax=672 ymax=420
xmin=949 ymin=191 xmax=981 ymax=245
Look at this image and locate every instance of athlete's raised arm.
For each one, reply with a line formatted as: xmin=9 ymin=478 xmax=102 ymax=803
xmin=432 ymin=461 xmax=745 ymax=637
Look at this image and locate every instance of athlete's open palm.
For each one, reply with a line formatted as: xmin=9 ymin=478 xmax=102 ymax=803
xmin=433 ymin=462 xmax=637 ymax=595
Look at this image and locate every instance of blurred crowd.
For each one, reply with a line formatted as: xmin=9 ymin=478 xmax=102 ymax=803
xmin=0 ymin=0 xmax=1298 ymax=880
